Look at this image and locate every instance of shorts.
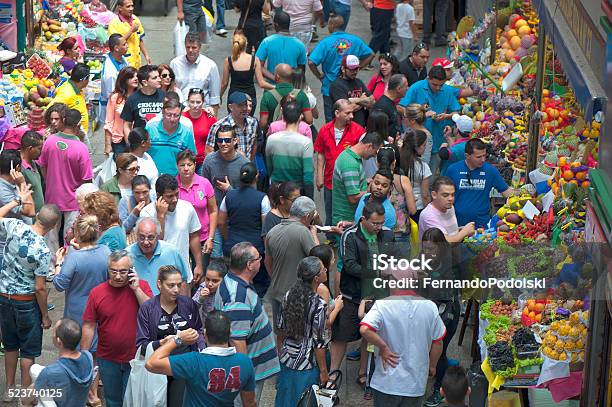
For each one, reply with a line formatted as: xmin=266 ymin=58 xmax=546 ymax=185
xmin=184 ymin=9 xmax=207 ymax=34
xmin=0 ymin=296 xmax=43 ymax=358
xmin=331 ymin=299 xmax=361 ymax=342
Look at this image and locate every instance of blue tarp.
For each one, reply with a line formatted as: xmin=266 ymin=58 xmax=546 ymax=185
xmin=533 ymin=0 xmax=607 ymax=122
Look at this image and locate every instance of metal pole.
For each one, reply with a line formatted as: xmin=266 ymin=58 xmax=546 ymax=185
xmin=25 ymin=0 xmax=34 ymax=48
xmin=526 ymin=21 xmax=547 ymax=174
xmin=489 ymin=0 xmax=498 ymax=66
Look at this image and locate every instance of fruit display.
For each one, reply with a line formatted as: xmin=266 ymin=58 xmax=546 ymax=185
xmin=541 ymin=311 xmax=588 ymax=363
xmin=488 ymin=341 xmax=518 ymax=378
xmin=521 ymin=298 xmax=547 ymax=325
xmin=26 ymin=54 xmax=52 ymax=79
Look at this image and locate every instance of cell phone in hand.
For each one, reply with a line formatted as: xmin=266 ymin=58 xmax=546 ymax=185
xmin=128 ymin=270 xmax=137 ymax=286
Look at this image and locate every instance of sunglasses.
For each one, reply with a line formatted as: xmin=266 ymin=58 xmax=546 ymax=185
xmin=217 ymin=137 xmax=234 ymax=144
xmin=160 ymin=73 xmax=171 ymax=79
xmin=413 ymin=43 xmax=428 ymax=53
xmin=124 ymin=165 xmax=140 ymax=172
xmin=189 ymin=88 xmax=204 ymax=94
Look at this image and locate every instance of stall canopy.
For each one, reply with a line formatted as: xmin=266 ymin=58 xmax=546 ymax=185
xmin=533 ymin=0 xmax=607 ymax=122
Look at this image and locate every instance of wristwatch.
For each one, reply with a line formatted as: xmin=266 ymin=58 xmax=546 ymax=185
xmin=174 ymin=335 xmax=183 ymax=346
xmin=13 ymin=196 xmax=22 ymax=206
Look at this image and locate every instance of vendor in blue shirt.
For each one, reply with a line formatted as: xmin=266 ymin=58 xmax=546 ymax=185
xmin=308 ymin=14 xmax=374 ymax=122
xmin=354 ymin=169 xmax=396 ymax=229
xmin=446 ymin=138 xmax=515 ymax=228
xmin=399 ymin=66 xmax=461 ymax=176
xmin=145 ymin=310 xmax=256 ymax=407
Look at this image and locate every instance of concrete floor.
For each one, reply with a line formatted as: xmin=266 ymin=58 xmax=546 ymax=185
xmin=0 ymin=2 xmax=478 ymax=407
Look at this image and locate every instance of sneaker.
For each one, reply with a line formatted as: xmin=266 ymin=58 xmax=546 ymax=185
xmin=215 ymin=28 xmax=228 ymax=37
xmin=346 ymin=349 xmax=361 ymax=361
xmin=2 ymin=389 xmax=15 ymax=402
xmin=424 ymin=389 xmax=444 ymax=407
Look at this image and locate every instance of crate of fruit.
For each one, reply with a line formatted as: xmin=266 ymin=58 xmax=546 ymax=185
xmin=26 ymin=54 xmax=52 ymax=79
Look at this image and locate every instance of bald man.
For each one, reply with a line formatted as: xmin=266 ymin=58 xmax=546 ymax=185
xmin=309 ymin=15 xmax=374 ymax=121
xmin=259 ymin=64 xmax=313 ymax=130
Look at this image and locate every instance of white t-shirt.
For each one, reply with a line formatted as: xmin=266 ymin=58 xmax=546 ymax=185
xmin=135 ymin=153 xmax=159 ymax=186
xmin=141 ymin=199 xmax=201 ymax=281
xmin=395 ymin=3 xmax=416 ymax=39
xmin=410 ymin=160 xmax=432 ymax=210
xmin=361 ymin=297 xmax=446 ymax=397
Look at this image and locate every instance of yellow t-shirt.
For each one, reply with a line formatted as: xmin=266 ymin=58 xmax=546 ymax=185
xmin=108 ymin=15 xmax=145 ymax=68
xmin=51 ymin=81 xmax=89 ymax=133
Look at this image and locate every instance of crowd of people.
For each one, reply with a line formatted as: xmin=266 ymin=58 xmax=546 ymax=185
xmin=0 ymin=0 xmax=500 ymax=406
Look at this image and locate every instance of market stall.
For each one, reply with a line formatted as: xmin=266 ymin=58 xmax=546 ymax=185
xmin=0 ymin=0 xmax=110 ymax=145
xmin=442 ymin=0 xmax=607 ymax=404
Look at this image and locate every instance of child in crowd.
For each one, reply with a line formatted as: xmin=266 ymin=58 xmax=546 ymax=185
xmin=395 ymin=0 xmax=416 ymax=61
xmin=441 ymin=365 xmax=470 ymax=407
xmin=192 ymin=258 xmax=228 ymax=322
xmin=358 ymin=297 xmax=376 ymax=400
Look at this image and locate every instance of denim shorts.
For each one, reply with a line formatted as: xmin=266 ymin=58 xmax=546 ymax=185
xmin=0 ymin=296 xmax=43 ymax=358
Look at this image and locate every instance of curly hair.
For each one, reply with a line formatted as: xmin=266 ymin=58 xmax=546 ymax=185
xmin=282 ymin=257 xmax=322 ymax=340
xmin=80 ymin=191 xmax=119 ymax=231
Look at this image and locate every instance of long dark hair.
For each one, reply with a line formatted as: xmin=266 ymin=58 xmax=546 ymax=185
xmin=366 ymin=110 xmax=389 ymax=142
xmin=400 ymin=129 xmax=427 ymax=182
xmin=113 ymin=66 xmax=138 ymax=104
xmin=283 ymin=257 xmax=322 ymax=340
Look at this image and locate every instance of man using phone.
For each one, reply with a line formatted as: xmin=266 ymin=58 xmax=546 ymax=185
xmin=81 ymin=250 xmax=152 ymax=407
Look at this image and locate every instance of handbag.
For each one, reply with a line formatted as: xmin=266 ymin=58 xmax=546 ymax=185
xmin=174 ymin=21 xmax=189 ymax=57
xmin=297 ymin=369 xmax=342 ymax=407
xmin=122 ymin=343 xmax=167 ymax=407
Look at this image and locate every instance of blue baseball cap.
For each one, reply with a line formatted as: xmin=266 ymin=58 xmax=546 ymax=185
xmin=228 ymin=91 xmax=249 ymax=105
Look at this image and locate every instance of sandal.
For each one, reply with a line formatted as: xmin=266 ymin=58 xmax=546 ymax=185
xmin=325 ymin=370 xmax=341 ymax=390
xmin=87 ymin=400 xmax=102 ymax=407
xmin=355 ymin=373 xmax=367 ymax=388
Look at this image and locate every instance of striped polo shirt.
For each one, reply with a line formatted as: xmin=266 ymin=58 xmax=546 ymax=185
xmin=214 ymin=273 xmax=280 ymax=381
xmin=265 ymin=130 xmax=314 ymax=187
xmin=332 ymin=147 xmax=367 ymax=225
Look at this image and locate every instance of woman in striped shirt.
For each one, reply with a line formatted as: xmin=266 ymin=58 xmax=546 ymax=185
xmin=275 ymin=256 xmax=329 ymax=407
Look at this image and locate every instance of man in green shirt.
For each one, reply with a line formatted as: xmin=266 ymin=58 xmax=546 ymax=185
xmin=259 ymin=63 xmax=313 ymax=130
xmin=331 ymin=132 xmax=383 ymax=226
xmin=20 ymin=130 xmax=45 ymax=215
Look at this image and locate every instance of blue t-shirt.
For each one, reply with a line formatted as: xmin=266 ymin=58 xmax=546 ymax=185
xmin=35 ymin=351 xmax=94 ymax=407
xmin=145 ymin=120 xmax=197 ymax=176
xmin=97 ymin=225 xmax=127 ymax=251
xmin=308 ymin=31 xmax=373 ymax=96
xmin=399 ymin=81 xmax=461 ymax=153
xmin=446 ymin=161 xmax=508 ymax=228
xmin=440 ymin=140 xmax=467 ymax=176
xmin=354 ymin=193 xmax=396 ymax=229
xmin=170 ymin=349 xmax=255 ymax=407
xmin=255 ymin=33 xmax=307 ymax=80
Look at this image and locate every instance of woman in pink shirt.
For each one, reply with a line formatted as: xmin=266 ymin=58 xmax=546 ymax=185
xmin=176 ymin=149 xmax=218 ymax=255
xmin=367 ymin=54 xmax=400 ymax=102
xmin=104 ymin=66 xmax=138 ymax=155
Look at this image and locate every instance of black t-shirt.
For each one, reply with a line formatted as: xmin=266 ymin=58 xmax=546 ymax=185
xmin=372 ymin=95 xmax=399 ymax=138
xmin=399 ymin=57 xmax=427 ymax=86
xmin=120 ymin=89 xmax=165 ymax=129
xmin=329 ymin=76 xmax=371 ymax=128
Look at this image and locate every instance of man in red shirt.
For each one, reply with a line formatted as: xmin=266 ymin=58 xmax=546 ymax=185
xmin=81 ymin=250 xmax=152 ymax=407
xmin=314 ymin=99 xmax=364 ymax=226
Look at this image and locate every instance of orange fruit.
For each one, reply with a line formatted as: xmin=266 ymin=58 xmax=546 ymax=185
xmin=535 ymin=314 xmax=543 ymax=322
xmin=569 ymin=179 xmax=579 ymax=186
xmin=528 ymin=311 xmax=536 ymax=319
xmin=581 ymin=181 xmax=590 ymax=189
xmin=535 ymin=303 xmax=545 ymax=312
xmin=563 ymin=169 xmax=575 ymax=181
xmin=510 ymin=36 xmax=521 ymax=50
xmin=575 ymin=171 xmax=586 ymax=181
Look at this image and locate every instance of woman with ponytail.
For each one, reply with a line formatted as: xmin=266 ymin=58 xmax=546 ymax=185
xmin=220 ymin=31 xmax=273 ymax=114
xmin=403 ymin=103 xmax=433 ymax=164
xmin=400 ymin=129 xmax=432 ymax=222
xmin=275 ymin=256 xmax=329 ymax=407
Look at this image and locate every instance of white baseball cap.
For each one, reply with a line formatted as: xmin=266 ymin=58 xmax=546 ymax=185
xmin=452 ymin=114 xmax=474 ymax=134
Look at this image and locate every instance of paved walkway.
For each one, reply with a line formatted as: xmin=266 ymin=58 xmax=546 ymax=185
xmin=0 ymin=2 xmax=475 ymax=407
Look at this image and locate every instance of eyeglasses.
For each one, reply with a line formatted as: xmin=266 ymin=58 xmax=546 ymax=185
xmin=365 ymin=219 xmax=385 ymax=227
xmin=137 ymin=235 xmax=157 ymax=243
xmin=217 ymin=137 xmax=233 ymax=144
xmin=160 ymin=73 xmax=171 ymax=79
xmin=248 ymin=255 xmax=262 ymax=263
xmin=109 ymin=268 xmax=131 ymax=275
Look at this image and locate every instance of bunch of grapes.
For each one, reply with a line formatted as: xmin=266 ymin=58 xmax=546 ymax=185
xmin=488 ymin=341 xmax=515 ymax=372
xmin=512 ymin=327 xmax=540 ymax=357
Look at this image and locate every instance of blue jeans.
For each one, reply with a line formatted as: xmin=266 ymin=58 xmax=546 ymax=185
xmin=215 ymin=0 xmax=225 ymax=29
xmin=275 ymin=364 xmax=320 ymax=407
xmin=331 ymin=0 xmax=351 ymax=31
xmin=422 ymin=0 xmax=449 ymax=44
xmin=212 ymin=228 xmax=223 ymax=257
xmin=97 ymin=358 xmax=131 ymax=407
xmin=323 ymin=95 xmax=333 ymax=123
xmin=0 ymin=296 xmax=42 ymax=358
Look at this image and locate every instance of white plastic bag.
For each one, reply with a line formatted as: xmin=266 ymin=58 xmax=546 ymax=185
xmin=93 ymin=153 xmax=115 ymax=187
xmin=122 ymin=343 xmax=167 ymax=407
xmin=174 ymin=22 xmax=189 ymax=57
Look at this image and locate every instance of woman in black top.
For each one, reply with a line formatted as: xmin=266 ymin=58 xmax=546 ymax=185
xmin=233 ymin=0 xmax=269 ymax=52
xmin=221 ymin=31 xmax=273 ymax=114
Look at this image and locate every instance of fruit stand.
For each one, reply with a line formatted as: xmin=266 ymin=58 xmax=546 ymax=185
xmin=0 ymin=0 xmax=111 ymax=143
xmin=443 ymin=0 xmax=607 ymax=404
